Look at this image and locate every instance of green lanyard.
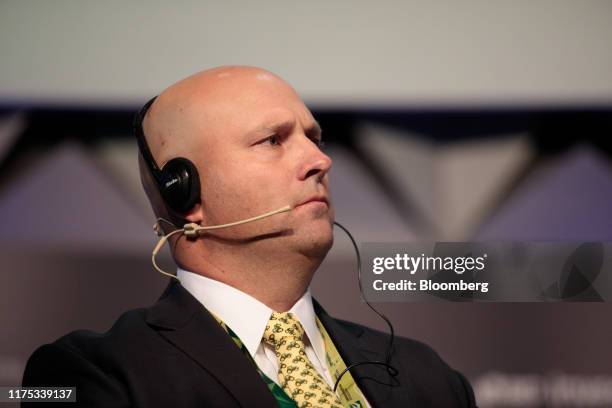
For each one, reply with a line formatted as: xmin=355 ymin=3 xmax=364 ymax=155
xmin=315 ymin=318 xmax=368 ymax=408
xmin=214 ymin=315 xmax=368 ymax=408
xmin=214 ymin=317 xmax=297 ymax=408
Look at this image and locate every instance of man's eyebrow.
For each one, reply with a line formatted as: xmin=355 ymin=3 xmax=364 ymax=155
xmin=249 ymin=119 xmax=322 ymax=140
xmin=251 ymin=120 xmax=295 ymax=136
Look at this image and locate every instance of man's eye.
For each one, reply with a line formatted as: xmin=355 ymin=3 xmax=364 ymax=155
xmin=266 ymin=135 xmax=280 ymax=146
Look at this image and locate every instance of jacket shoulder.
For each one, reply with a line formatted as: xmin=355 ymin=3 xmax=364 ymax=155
xmin=21 ymin=308 xmax=150 ymax=407
xmin=42 ymin=307 xmax=151 ymax=362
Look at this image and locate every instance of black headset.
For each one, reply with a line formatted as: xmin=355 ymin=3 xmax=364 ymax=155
xmin=133 ymin=96 xmax=201 ymax=214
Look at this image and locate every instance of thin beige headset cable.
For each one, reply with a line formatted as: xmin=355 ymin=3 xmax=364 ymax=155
xmin=151 ymin=228 xmax=184 ymax=279
xmin=150 ymin=205 xmax=293 ymax=279
xmin=182 ymin=205 xmax=292 ymax=235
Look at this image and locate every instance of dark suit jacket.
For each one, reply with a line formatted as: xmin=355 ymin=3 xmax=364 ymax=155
xmin=22 ymin=280 xmax=476 ymax=407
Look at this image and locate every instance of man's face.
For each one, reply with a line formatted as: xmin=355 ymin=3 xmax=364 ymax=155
xmin=192 ymin=73 xmax=334 ymax=258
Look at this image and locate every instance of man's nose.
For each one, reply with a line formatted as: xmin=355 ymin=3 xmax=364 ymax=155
xmin=297 ymin=138 xmax=332 ymax=181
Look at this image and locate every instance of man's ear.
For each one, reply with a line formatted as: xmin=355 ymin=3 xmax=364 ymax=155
xmin=182 ymin=202 xmax=204 ymax=224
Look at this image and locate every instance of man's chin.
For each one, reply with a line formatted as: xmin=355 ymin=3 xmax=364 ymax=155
xmin=296 ymin=240 xmax=333 ymax=261
xmin=293 ymin=227 xmax=334 ymax=259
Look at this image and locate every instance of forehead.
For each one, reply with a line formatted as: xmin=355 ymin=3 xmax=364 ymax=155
xmin=248 ymin=106 xmax=318 ymax=133
xmin=200 ymin=80 xmax=316 ymax=140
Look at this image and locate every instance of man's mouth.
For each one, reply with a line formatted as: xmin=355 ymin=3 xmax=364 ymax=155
xmin=295 ymin=195 xmax=329 ymax=208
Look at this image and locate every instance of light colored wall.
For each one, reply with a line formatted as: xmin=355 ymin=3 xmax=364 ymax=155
xmin=1 ymin=0 xmax=612 ymax=106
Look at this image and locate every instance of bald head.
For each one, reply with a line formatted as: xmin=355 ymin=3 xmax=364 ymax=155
xmin=138 ymin=66 xmax=311 ymax=221
xmin=137 ymin=65 xmax=333 ymax=307
xmin=141 ymin=66 xmax=299 ymax=168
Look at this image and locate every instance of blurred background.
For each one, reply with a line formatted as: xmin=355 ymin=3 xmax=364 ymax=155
xmin=1 ymin=1 xmax=612 ymax=406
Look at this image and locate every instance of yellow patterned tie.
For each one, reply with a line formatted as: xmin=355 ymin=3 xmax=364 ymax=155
xmin=263 ymin=312 xmax=343 ymax=408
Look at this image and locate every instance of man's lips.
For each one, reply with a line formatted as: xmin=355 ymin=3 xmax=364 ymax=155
xmin=295 ymin=196 xmax=329 ymax=208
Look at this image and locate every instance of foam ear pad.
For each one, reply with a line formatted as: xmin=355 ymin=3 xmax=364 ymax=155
xmin=159 ymin=157 xmax=201 ymax=213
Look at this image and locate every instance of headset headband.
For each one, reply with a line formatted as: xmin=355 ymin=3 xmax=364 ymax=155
xmin=133 ymin=96 xmax=161 ymax=182
xmin=133 ymin=95 xmax=202 ymax=214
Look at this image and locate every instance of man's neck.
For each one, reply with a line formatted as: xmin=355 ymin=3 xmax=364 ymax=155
xmin=175 ymin=246 xmax=321 ymax=312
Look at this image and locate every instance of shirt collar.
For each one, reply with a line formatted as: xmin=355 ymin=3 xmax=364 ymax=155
xmin=176 ymin=268 xmax=327 ymax=366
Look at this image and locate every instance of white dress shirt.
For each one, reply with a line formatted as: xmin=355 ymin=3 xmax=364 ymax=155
xmin=176 ymin=268 xmax=335 ymax=388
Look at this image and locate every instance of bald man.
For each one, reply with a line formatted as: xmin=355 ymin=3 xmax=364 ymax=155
xmin=22 ymin=67 xmax=477 ymax=408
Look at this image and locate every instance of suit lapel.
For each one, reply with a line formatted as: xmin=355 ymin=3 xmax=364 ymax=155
xmin=145 ymin=280 xmax=278 ymax=408
xmin=314 ymin=300 xmax=422 ymax=407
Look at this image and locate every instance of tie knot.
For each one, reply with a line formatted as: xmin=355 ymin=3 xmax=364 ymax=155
xmin=263 ymin=312 xmax=305 ymax=346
